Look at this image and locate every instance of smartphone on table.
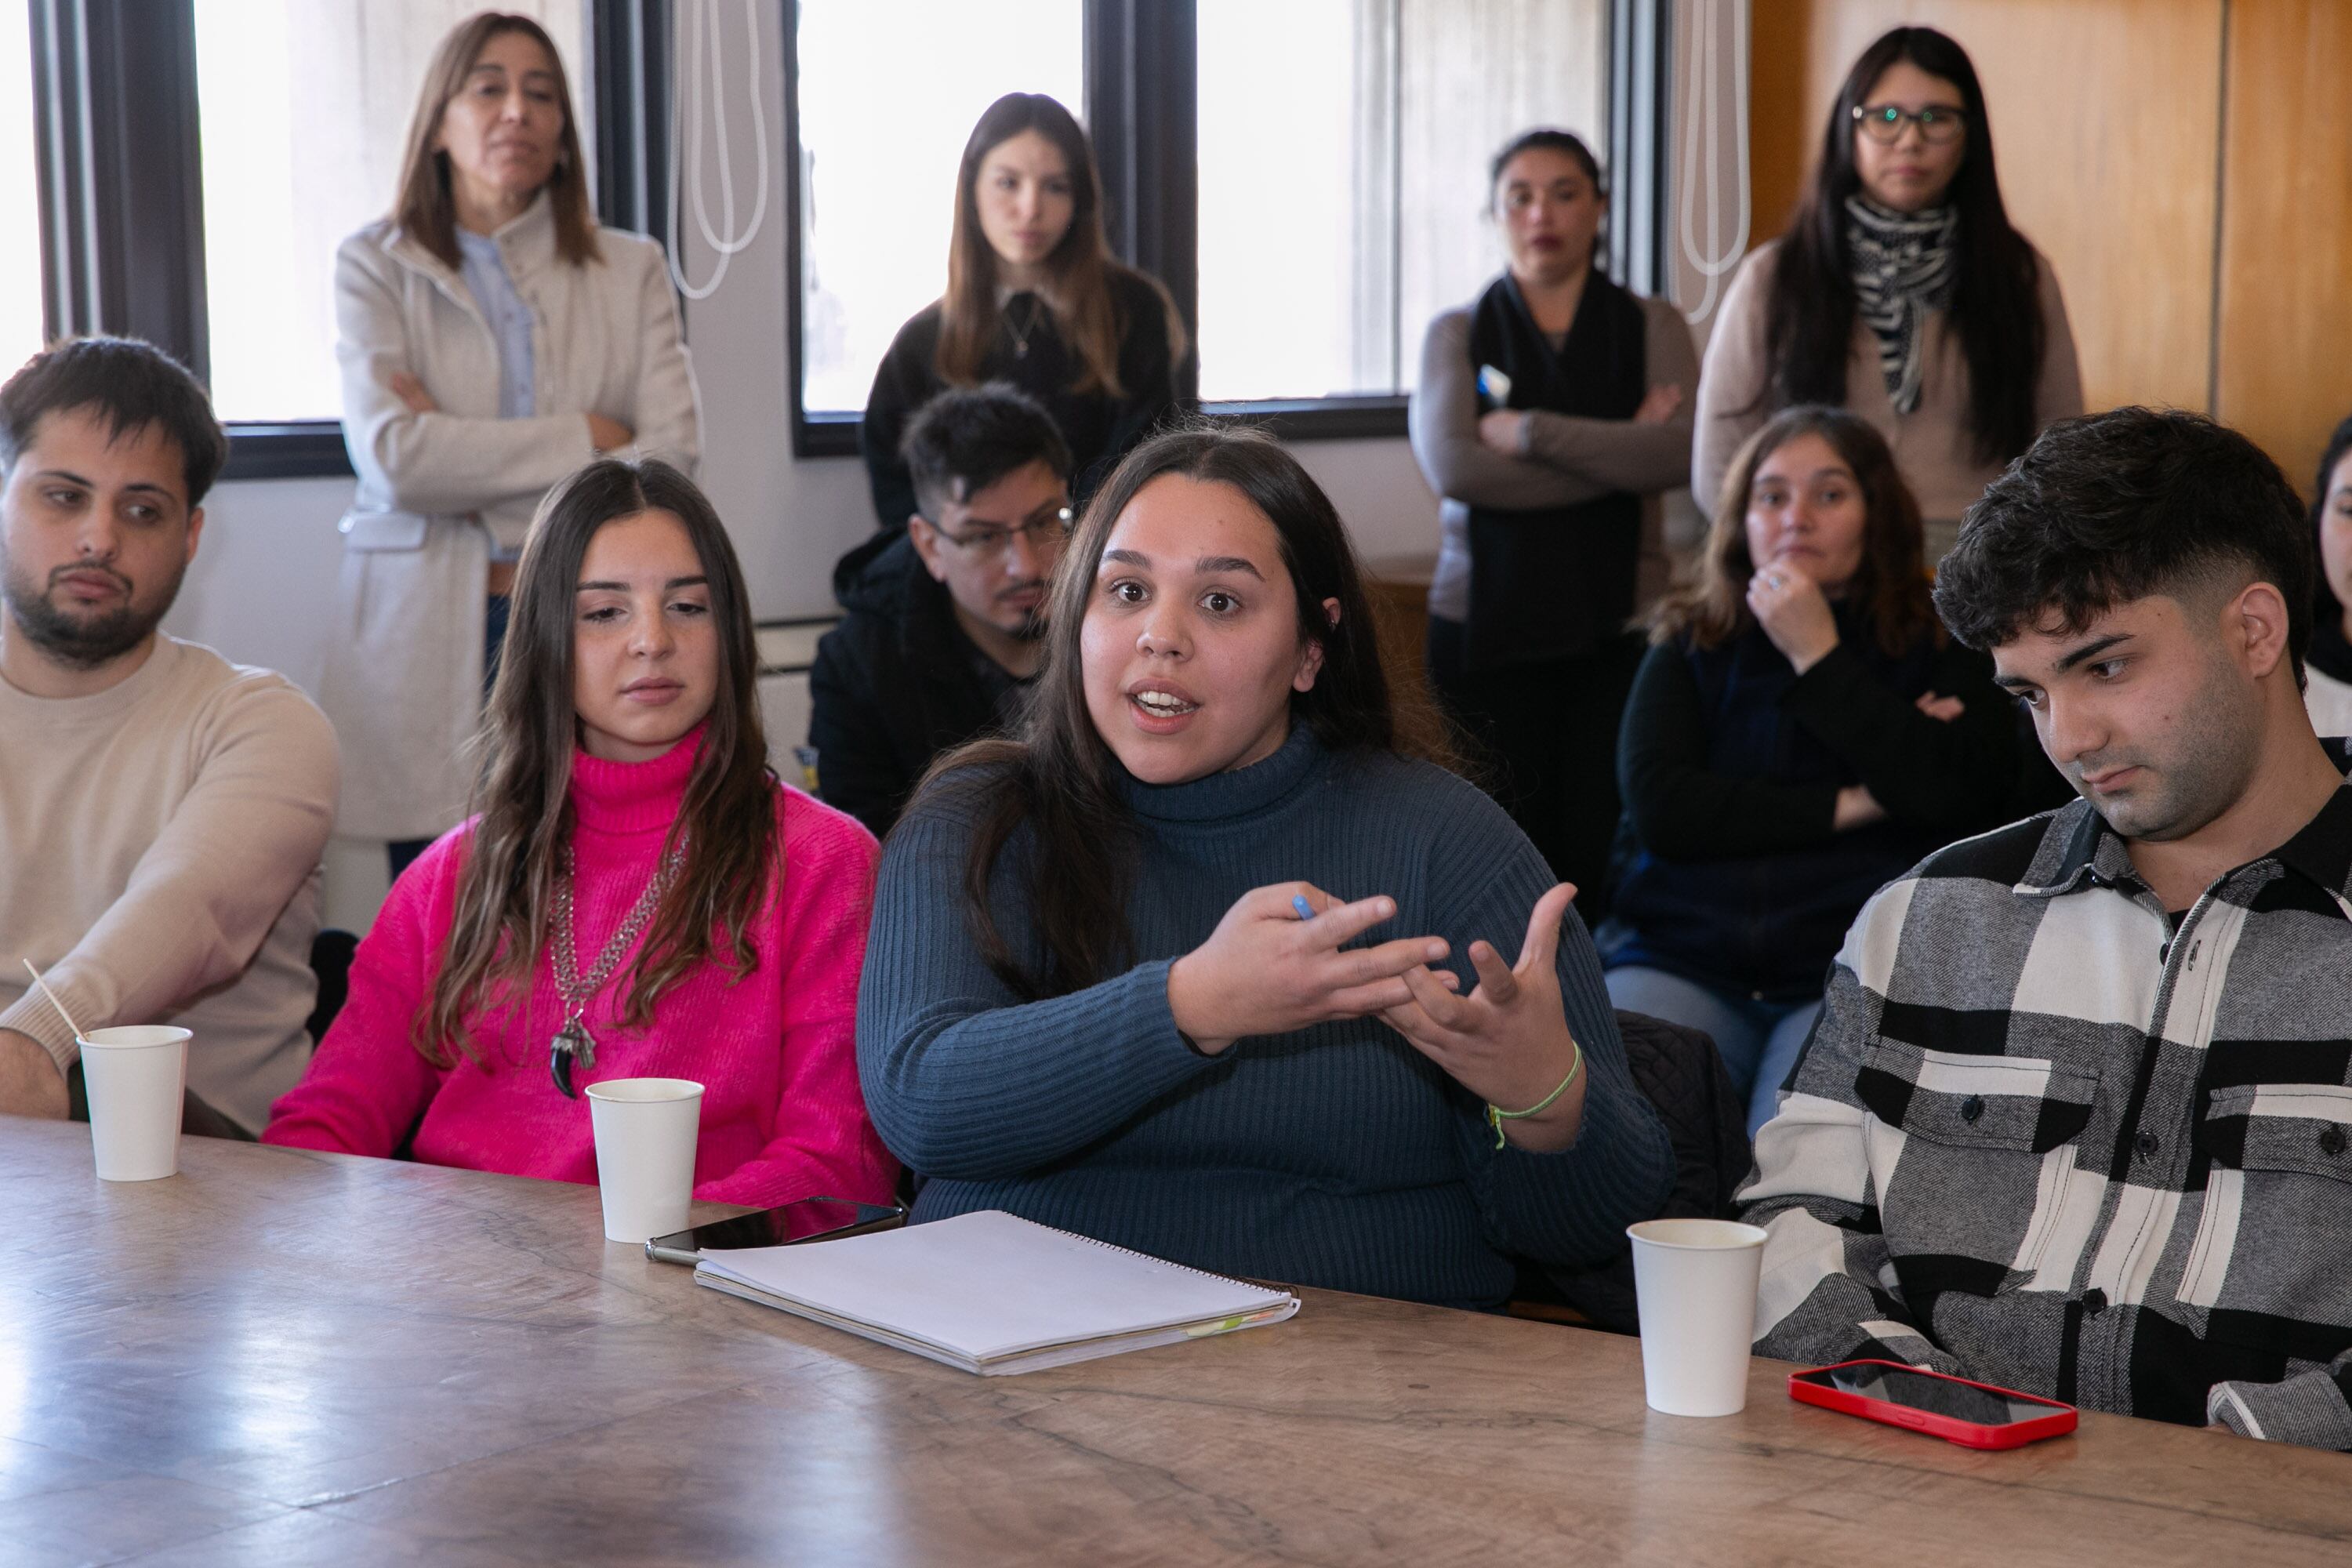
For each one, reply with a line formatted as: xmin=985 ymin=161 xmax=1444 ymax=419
xmin=644 ymin=1196 xmax=906 ymax=1265
xmin=1788 ymin=1359 xmax=2078 ymax=1450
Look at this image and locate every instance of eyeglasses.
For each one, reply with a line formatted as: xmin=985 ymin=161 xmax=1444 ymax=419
xmin=1851 ymin=103 xmax=1967 ymax=145
xmin=935 ymin=507 xmax=1073 ymax=558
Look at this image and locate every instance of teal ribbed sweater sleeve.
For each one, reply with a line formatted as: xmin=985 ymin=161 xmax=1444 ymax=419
xmin=857 ymin=800 xmax=1214 ymax=1178
xmin=1428 ymin=800 xmax=1675 ymax=1269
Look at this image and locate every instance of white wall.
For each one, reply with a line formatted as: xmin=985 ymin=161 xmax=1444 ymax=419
xmin=158 ymin=473 xmax=375 ymax=929
xmin=1290 ymin=438 xmax=1440 ymax=565
xmin=1664 ymin=0 xmax=1750 ymax=349
xmin=166 ymin=474 xmax=353 ymax=679
xmin=667 ymin=2 xmax=879 ymax=623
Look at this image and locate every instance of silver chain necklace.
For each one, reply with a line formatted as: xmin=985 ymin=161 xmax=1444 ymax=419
xmin=1004 ymin=292 xmax=1047 ymax=360
xmin=548 ymin=840 xmax=685 ymax=1097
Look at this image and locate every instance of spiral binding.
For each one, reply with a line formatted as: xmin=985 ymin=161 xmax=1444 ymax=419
xmin=1036 ymin=1218 xmax=1294 ymax=1297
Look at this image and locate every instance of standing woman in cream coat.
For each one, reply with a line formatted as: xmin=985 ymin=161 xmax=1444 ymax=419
xmin=325 ymin=13 xmax=699 ymax=876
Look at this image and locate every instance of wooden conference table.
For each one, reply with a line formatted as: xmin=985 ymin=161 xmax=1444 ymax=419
xmin=3 ymin=1120 xmax=2347 ymax=1567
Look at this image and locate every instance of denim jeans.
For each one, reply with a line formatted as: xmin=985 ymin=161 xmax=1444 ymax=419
xmin=1603 ymin=965 xmax=1824 ymax=1138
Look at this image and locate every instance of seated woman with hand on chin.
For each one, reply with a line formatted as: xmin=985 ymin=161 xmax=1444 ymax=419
xmin=857 ymin=425 xmax=1672 ymax=1311
xmin=266 ymin=462 xmax=896 ymax=1209
xmin=1602 ymin=406 xmax=2019 ymax=1137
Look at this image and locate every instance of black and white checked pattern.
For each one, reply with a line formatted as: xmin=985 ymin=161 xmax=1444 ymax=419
xmin=1845 ymin=195 xmax=1958 ymax=416
xmin=1741 ymin=752 xmax=2352 ymax=1450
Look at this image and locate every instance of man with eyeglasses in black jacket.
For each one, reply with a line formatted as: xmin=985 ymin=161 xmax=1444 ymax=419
xmin=812 ymin=383 xmax=1073 ymax=840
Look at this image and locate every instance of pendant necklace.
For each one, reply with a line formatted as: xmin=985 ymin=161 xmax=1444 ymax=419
xmin=1005 ymin=292 xmax=1047 ymax=360
xmin=549 ymin=840 xmax=685 ymax=1098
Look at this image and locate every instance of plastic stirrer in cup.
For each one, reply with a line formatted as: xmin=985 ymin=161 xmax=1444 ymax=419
xmin=20 ymin=958 xmax=84 ymax=1039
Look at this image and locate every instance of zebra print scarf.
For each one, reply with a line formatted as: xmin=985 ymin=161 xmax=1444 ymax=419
xmin=1844 ymin=195 xmax=1958 ymax=416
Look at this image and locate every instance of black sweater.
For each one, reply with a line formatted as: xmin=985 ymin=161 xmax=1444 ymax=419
xmin=858 ymin=267 xmax=1181 ymax=531
xmin=809 ymin=532 xmax=1029 ymax=840
xmin=1605 ymin=614 xmax=2020 ymax=998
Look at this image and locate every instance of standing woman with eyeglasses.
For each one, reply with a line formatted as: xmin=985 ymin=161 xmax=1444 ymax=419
xmin=859 ymin=92 xmax=1185 ymax=533
xmin=324 ymin=13 xmax=700 ymax=883
xmin=267 ymin=461 xmax=897 ymax=1211
xmin=1692 ymin=27 xmax=2081 ymax=563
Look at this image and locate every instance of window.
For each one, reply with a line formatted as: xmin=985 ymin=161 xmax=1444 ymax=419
xmin=0 ymin=0 xmax=37 ymax=372
xmin=24 ymin=0 xmax=645 ymax=478
xmin=783 ymin=0 xmax=1617 ymax=444
xmin=1195 ymin=0 xmax=1390 ymax=404
xmin=1194 ymin=0 xmax=1607 ymax=406
xmin=774 ymin=0 xmax=1653 ymax=447
xmin=792 ymin=0 xmax=1084 ymax=424
xmin=192 ymin=0 xmax=590 ymax=425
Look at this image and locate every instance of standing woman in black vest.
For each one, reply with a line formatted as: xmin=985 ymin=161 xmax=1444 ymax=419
xmin=860 ymin=93 xmax=1185 ymax=532
xmin=1410 ymin=129 xmax=1697 ymax=920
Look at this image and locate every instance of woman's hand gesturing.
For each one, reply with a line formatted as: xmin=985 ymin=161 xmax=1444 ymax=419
xmin=1381 ymin=883 xmax=1587 ymax=1152
xmin=1166 ymin=884 xmax=1454 ymax=1058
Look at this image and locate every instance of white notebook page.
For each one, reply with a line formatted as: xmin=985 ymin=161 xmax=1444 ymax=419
xmin=698 ymin=1210 xmax=1296 ymax=1361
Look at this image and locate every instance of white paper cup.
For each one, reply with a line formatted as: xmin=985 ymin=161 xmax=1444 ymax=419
xmin=78 ymin=1026 xmax=191 ymax=1181
xmin=586 ymin=1077 xmax=704 ymax=1243
xmin=1628 ymin=1218 xmax=1769 ymax=1417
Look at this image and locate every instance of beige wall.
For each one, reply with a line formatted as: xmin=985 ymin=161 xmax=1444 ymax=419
xmin=2214 ymin=0 xmax=2352 ymax=495
xmin=1748 ymin=0 xmax=2352 ymax=494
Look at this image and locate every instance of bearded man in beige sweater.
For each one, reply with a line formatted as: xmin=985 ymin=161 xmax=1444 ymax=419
xmin=0 ymin=338 xmax=337 ymax=1137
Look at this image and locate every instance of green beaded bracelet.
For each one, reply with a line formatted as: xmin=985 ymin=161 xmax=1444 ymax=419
xmin=1485 ymin=1040 xmax=1584 ymax=1149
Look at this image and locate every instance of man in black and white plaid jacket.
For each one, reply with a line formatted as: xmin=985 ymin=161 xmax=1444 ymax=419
xmin=1740 ymin=407 xmax=2352 ymax=1450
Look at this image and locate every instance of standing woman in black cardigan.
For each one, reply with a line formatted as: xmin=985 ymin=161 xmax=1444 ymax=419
xmin=1602 ymin=406 xmax=2018 ymax=1136
xmin=860 ymin=93 xmax=1185 ymax=532
xmin=1408 ymin=129 xmax=1697 ymax=920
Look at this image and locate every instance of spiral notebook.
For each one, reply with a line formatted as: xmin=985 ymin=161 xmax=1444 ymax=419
xmin=694 ymin=1209 xmax=1300 ymax=1375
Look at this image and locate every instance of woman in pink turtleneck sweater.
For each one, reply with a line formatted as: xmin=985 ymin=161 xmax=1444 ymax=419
xmin=265 ymin=460 xmax=896 ymax=1208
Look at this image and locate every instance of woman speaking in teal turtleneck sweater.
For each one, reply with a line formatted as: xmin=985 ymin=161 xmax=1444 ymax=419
xmin=856 ymin=425 xmax=1672 ymax=1310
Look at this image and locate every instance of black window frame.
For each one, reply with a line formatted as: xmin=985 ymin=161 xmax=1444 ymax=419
xmin=783 ymin=0 xmax=1671 ymax=459
xmin=1608 ymin=0 xmax=1674 ymax=299
xmin=27 ymin=0 xmax=662 ymax=484
xmin=32 ymin=0 xmax=212 ymax=422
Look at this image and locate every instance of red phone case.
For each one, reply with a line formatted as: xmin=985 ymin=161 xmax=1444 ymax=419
xmin=1788 ymin=1359 xmax=2078 ymax=1450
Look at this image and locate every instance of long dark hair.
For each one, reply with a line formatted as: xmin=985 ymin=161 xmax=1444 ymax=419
xmin=391 ymin=13 xmax=598 ymax=271
xmin=1759 ymin=27 xmax=2043 ymax=465
xmin=935 ymin=92 xmax=1185 ymax=396
xmin=420 ymin=459 xmax=778 ymax=1065
xmin=2314 ymin=415 xmax=2352 ymax=638
xmin=1649 ymin=405 xmax=1933 ymax=658
xmin=915 ymin=423 xmax=1430 ymax=1000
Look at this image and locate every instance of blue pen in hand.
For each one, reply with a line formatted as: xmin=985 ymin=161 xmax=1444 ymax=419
xmin=1291 ymin=893 xmax=1316 ymax=922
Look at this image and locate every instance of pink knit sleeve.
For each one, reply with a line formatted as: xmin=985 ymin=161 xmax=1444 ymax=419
xmin=260 ymin=831 xmax=461 ymax=1155
xmin=695 ymin=789 xmax=899 ymax=1207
